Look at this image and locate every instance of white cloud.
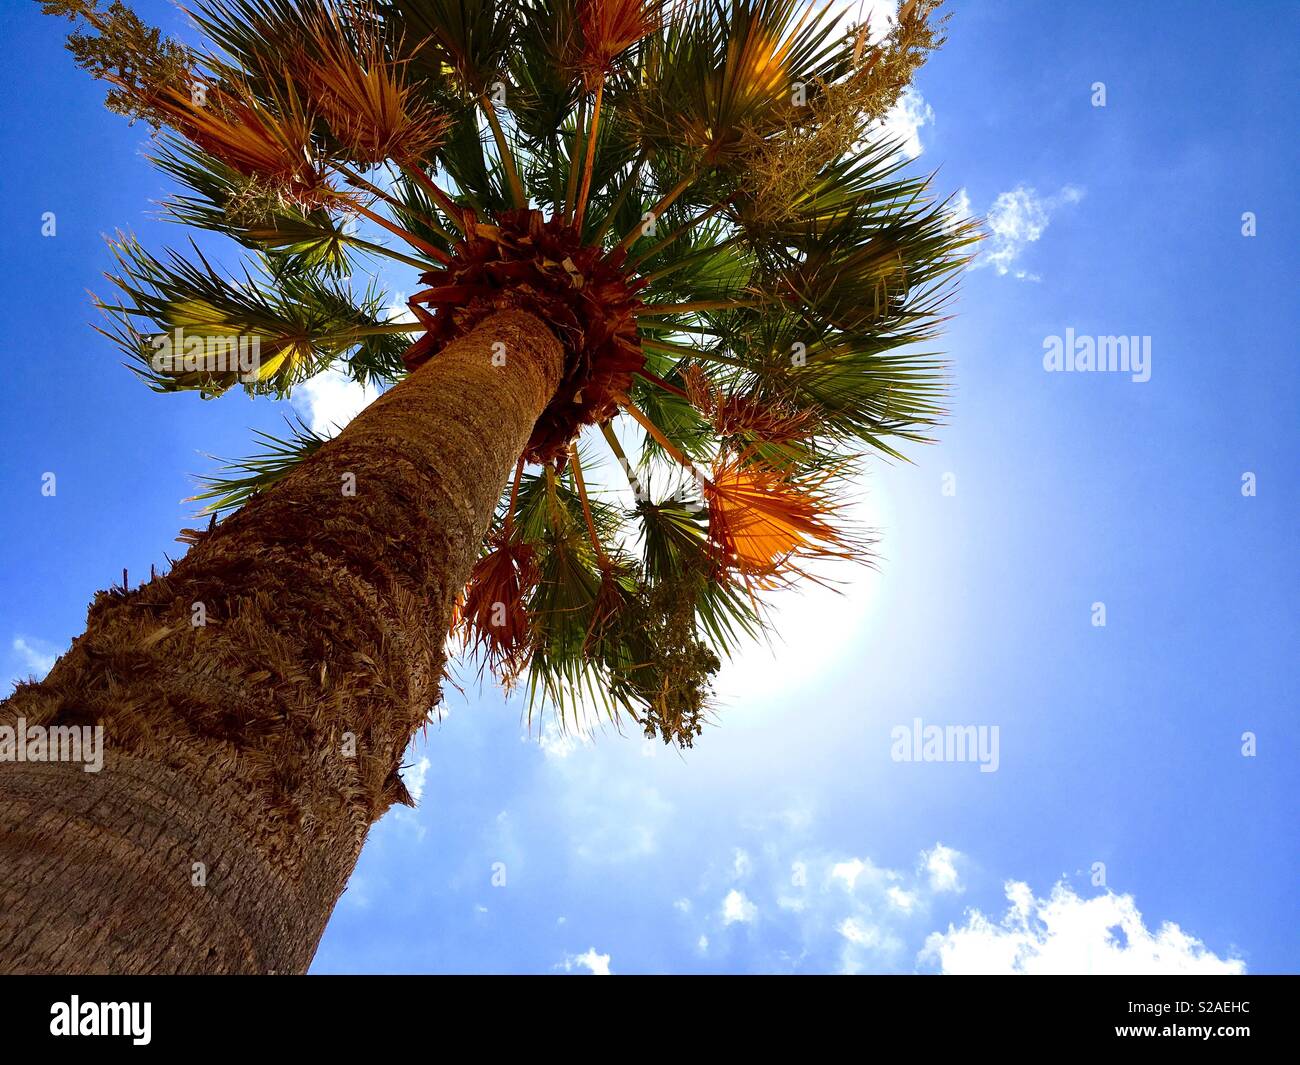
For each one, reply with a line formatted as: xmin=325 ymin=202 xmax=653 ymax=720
xmin=562 ymin=947 xmax=612 ymax=976
xmin=292 ymin=367 xmax=381 ymax=437
xmin=837 ymin=917 xmax=906 ymax=974
xmin=976 ymin=184 xmax=1085 ymax=280
xmin=944 ymin=187 xmax=972 ymax=236
xmin=922 ymin=843 xmax=963 ymax=894
xmin=877 ymin=87 xmax=934 ymax=160
xmin=830 ymin=858 xmax=868 ymax=890
xmin=295 ymin=290 xmax=410 ymax=437
xmin=400 ymin=756 xmax=431 ymax=804
xmin=11 ymin=637 xmax=57 ymax=680
xmin=537 ymin=720 xmax=593 ymax=760
xmin=675 ymin=839 xmax=1240 ymax=977
xmin=854 ymin=0 xmax=900 ymax=45
xmin=732 ymin=848 xmax=753 ymax=879
xmin=722 ymin=889 xmax=758 ymax=925
xmin=830 ymin=856 xmax=898 ymax=892
xmin=838 ymin=916 xmax=882 ymax=947
xmin=922 ymin=881 xmax=1246 ymax=975
xmin=383 ymin=291 xmax=419 ymax=325
xmin=833 ymin=3 xmax=932 ymax=159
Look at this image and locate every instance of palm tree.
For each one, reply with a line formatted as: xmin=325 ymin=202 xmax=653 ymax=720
xmin=5 ymin=0 xmax=974 ymax=973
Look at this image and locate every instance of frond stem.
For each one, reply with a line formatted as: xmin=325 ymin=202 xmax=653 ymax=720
xmin=572 ymin=77 xmax=604 ymax=233
xmin=633 ymin=299 xmax=762 ymax=317
xmin=479 ymin=93 xmax=528 ymax=210
xmin=635 ymin=367 xmax=689 ymax=399
xmin=346 ymin=200 xmax=452 ymax=264
xmin=599 ymin=421 xmax=645 ymax=500
xmin=331 ymin=162 xmax=457 ymax=246
xmin=568 ymin=445 xmax=610 ymax=569
xmin=505 ymin=456 xmax=526 ymax=533
xmin=617 ymin=394 xmax=709 ymax=484
xmin=628 ymin=201 xmax=728 ymax=269
xmin=615 ymin=170 xmax=699 ymax=253
xmin=641 ymin=339 xmax=747 ymax=369
xmin=562 ymin=94 xmax=588 ymax=224
xmin=343 ymin=235 xmax=438 ymax=271
xmin=590 ymin=150 xmax=646 ymax=246
xmin=398 ymin=163 xmax=471 ymax=237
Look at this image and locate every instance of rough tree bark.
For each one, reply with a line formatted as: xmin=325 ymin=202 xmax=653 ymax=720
xmin=0 ymin=309 xmax=563 ymax=974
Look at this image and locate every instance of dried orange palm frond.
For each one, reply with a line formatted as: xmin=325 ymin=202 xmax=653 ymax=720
xmin=150 ymin=76 xmax=328 ymax=205
xmin=298 ymin=9 xmax=447 ymax=165
xmin=577 ymin=0 xmax=661 ymax=85
xmin=456 ymin=531 xmax=539 ymax=681
xmin=705 ymin=454 xmax=867 ymax=588
xmin=682 ymin=364 xmax=816 ymax=444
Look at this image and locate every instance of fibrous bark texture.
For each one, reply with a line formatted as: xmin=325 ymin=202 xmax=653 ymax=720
xmin=0 ymin=309 xmax=562 ymax=973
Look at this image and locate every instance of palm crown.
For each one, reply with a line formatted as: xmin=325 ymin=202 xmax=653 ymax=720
xmin=48 ymin=0 xmax=975 ymax=746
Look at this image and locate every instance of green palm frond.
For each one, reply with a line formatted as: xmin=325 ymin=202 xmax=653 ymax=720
xmin=504 ymin=0 xmax=583 ymax=144
xmin=189 ymin=416 xmax=330 ymax=513
xmin=391 ymin=0 xmax=521 ymax=93
xmin=153 ymin=139 xmax=358 ymax=274
xmin=617 ymin=0 xmax=846 ymax=164
xmin=97 ymin=235 xmax=417 ymax=396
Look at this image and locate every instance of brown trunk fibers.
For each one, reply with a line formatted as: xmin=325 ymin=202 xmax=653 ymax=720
xmin=0 ymin=309 xmax=563 ymax=973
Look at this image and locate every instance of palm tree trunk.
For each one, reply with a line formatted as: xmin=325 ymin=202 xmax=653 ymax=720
xmin=0 ymin=309 xmax=563 ymax=974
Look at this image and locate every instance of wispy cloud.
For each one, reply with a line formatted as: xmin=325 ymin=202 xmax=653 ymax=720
xmin=974 ymin=184 xmax=1085 ymax=280
xmin=401 ymin=756 xmax=431 ymax=804
xmin=537 ymin=719 xmax=593 ymax=760
xmin=830 ymin=856 xmax=897 ymax=892
xmin=11 ymin=636 xmax=57 ymax=682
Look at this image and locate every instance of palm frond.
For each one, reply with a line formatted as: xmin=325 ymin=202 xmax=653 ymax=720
xmin=189 ymin=415 xmax=329 ymax=513
xmin=97 ymin=235 xmax=416 ymax=396
xmin=390 ymin=0 xmax=521 ymax=93
xmin=153 ymin=138 xmax=357 ymax=274
xmin=298 ymin=3 xmax=449 ymax=165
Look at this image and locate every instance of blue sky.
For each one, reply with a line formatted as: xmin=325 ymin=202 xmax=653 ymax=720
xmin=1 ymin=1 xmax=1295 ymax=974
